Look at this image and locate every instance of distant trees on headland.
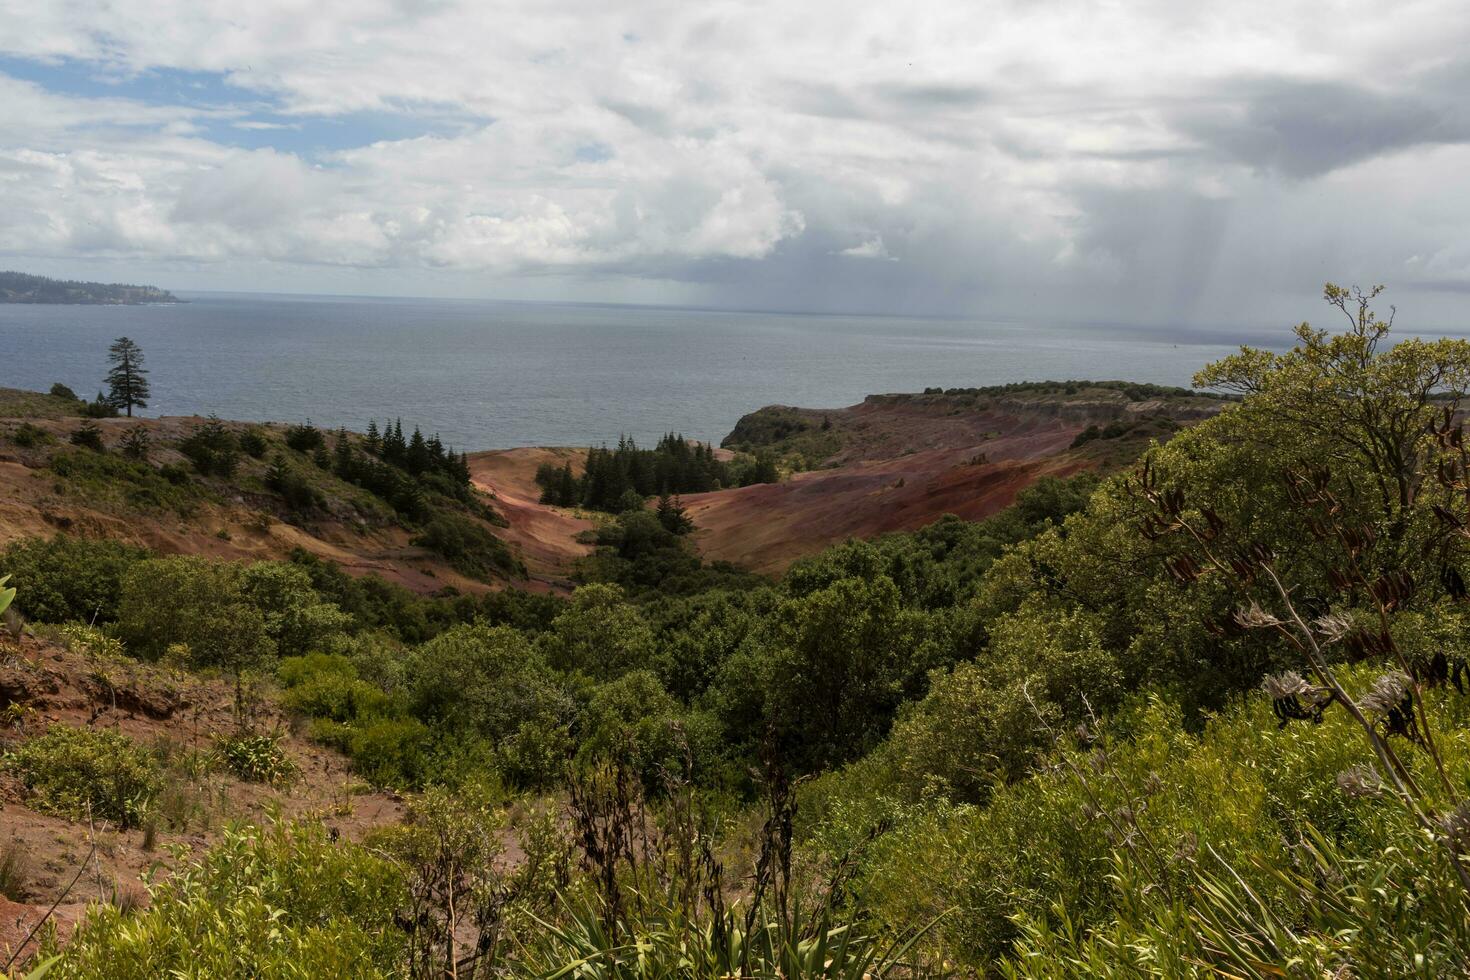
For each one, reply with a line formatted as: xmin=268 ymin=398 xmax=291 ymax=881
xmin=535 ymin=433 xmax=775 ymax=512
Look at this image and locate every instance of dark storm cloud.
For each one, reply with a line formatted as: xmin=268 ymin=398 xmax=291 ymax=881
xmin=1175 ymin=75 xmax=1470 ymax=178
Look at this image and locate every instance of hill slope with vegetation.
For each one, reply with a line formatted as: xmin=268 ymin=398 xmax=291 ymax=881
xmin=0 ymin=389 xmax=527 ymax=594
xmin=686 ymin=381 xmax=1228 ymax=573
xmin=2 ymin=283 xmax=1470 ymax=977
xmin=0 ymin=271 xmax=179 ymax=305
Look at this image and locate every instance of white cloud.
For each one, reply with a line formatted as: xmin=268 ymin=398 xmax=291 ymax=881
xmin=838 ymin=236 xmax=895 ymax=261
xmin=0 ymin=0 xmax=1468 ymax=321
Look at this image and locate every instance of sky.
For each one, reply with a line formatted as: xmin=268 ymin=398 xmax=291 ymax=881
xmin=2 ymin=1 xmax=1469 ymax=327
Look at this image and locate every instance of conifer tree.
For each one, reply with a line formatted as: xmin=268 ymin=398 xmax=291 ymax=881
xmin=104 ymin=336 xmax=150 ymax=417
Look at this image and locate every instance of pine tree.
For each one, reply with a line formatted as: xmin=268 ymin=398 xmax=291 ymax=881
xmin=407 ymin=427 xmax=430 ymax=475
xmin=333 ymin=428 xmax=355 ymax=479
xmin=656 ymin=493 xmax=694 ymax=534
xmin=104 ymin=337 xmax=151 ymax=417
xmin=364 ymin=420 xmax=381 ymax=456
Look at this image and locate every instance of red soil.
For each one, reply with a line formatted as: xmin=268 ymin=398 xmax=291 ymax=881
xmin=467 ymin=448 xmax=594 ymax=591
xmin=0 ymin=632 xmax=406 ymax=965
xmin=685 ymin=410 xmax=1091 ymax=574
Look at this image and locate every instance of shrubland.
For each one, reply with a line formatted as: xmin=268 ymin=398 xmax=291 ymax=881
xmin=3 ymin=283 xmax=1470 ymax=976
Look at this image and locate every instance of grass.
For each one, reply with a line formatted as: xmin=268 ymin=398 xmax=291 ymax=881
xmin=0 ymin=838 xmax=30 ymax=899
xmin=47 ymin=449 xmax=209 ymax=516
xmin=0 ymin=387 xmax=86 ymax=420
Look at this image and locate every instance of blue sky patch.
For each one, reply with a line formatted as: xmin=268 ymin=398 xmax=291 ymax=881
xmin=0 ymin=55 xmax=490 ymax=157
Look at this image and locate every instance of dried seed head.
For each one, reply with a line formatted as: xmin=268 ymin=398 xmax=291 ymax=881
xmin=1336 ymin=764 xmax=1385 ymax=799
xmin=1357 ymin=671 xmax=1412 ymax=718
xmin=1234 ymin=602 xmax=1282 ymax=629
xmin=1439 ymin=801 xmax=1470 ymax=855
xmin=1312 ymin=611 xmax=1354 ymax=643
xmin=1262 ymin=671 xmax=1314 ymax=700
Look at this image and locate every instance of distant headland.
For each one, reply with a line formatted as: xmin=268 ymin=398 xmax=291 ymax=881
xmin=0 ymin=270 xmax=181 ymax=305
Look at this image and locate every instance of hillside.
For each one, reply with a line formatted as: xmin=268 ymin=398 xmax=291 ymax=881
xmin=0 ymin=630 xmax=407 ymax=964
xmin=0 ymin=271 xmax=179 ymax=305
xmin=7 ymin=298 xmax=1470 ymax=977
xmin=688 ymin=383 xmax=1228 ymax=573
xmin=0 ymin=389 xmax=535 ymax=594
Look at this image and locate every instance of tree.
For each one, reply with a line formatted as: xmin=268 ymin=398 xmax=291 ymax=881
xmin=656 ymin=493 xmax=694 ymax=534
xmin=105 ymin=336 xmax=151 ymax=417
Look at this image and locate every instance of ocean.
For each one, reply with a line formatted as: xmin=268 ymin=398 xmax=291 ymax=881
xmin=2 ymin=292 xmax=1273 ymax=451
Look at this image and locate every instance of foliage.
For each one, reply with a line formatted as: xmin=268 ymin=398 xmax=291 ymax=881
xmin=212 ymin=730 xmax=297 ymax=785
xmin=537 ymin=433 xmax=752 ymax=511
xmin=117 ymin=556 xmax=275 ymax=695
xmin=284 ymin=422 xmax=326 ymax=453
xmin=48 ymin=449 xmax=203 ymax=514
xmin=9 ymin=421 xmax=50 ymax=448
xmin=0 ymin=535 xmax=148 ymax=624
xmin=177 ymin=415 xmax=239 ymax=477
xmin=43 ymin=821 xmax=408 ymax=979
xmin=410 ymin=513 xmax=523 ymax=581
xmin=238 ymin=427 xmax=268 ymax=458
xmin=264 ymin=453 xmax=325 ymax=511
xmin=3 ymin=725 xmax=162 ymax=828
xmin=104 ymin=337 xmax=150 ymax=417
xmin=67 ymin=422 xmax=103 ymax=451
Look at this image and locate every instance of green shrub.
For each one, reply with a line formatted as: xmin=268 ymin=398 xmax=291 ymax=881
xmin=411 ymin=513 xmax=522 ymax=581
xmin=278 ymin=653 xmax=391 ymax=722
xmin=212 ymin=730 xmax=297 ymax=785
xmin=48 ymin=450 xmax=202 ymax=514
xmin=238 ymin=427 xmax=268 ymax=458
xmin=11 ymin=421 xmax=50 ymax=448
xmin=264 ymin=454 xmax=324 ymax=511
xmin=3 ymin=725 xmax=162 ymax=828
xmin=345 ymin=716 xmax=433 ymax=788
xmin=49 ymin=382 xmax=79 ymax=401
xmin=69 ymin=422 xmax=104 ymax=451
xmin=177 ymin=416 xmax=239 ymax=477
xmin=45 ymin=821 xmax=409 ymax=978
xmin=117 ymin=557 xmax=274 ymax=683
xmin=284 ymin=422 xmax=325 ymax=453
xmin=0 ymin=535 xmax=149 ymax=623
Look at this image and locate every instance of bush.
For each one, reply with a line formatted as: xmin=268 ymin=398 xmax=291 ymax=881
xmin=279 ymin=653 xmax=392 ymax=722
xmin=177 ymin=416 xmax=240 ymax=477
xmin=411 ymin=514 xmax=522 ymax=581
xmin=212 ymin=730 xmax=297 ymax=785
xmin=159 ymin=462 xmax=190 ymax=485
xmin=238 ymin=561 xmax=352 ymax=658
xmin=119 ymin=426 xmax=150 ymax=460
xmin=49 ymin=382 xmax=79 ymax=401
xmin=238 ymin=427 xmax=268 ymax=458
xmin=69 ymin=421 xmax=104 ymax=451
xmin=81 ymin=395 xmax=118 ymax=418
xmin=285 ymin=422 xmax=325 ymax=453
xmin=49 ymin=450 xmax=201 ymax=514
xmin=117 ymin=557 xmax=274 ymax=682
xmin=45 ymin=821 xmax=409 ymax=978
xmin=345 ymin=716 xmax=433 ymax=788
xmin=3 ymin=725 xmax=162 ymax=828
xmin=264 ymin=454 xmax=324 ymax=512
xmin=11 ymin=422 xmax=50 ymax=448
xmin=0 ymin=535 xmax=149 ymax=623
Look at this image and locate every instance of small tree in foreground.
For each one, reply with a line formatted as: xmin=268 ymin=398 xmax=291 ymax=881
xmin=105 ymin=336 xmax=151 ymax=417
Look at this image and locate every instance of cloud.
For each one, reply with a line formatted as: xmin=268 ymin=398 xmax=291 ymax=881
xmin=1174 ymin=76 xmax=1470 ymax=178
xmin=0 ymin=0 xmax=1468 ymax=321
xmin=837 ymin=236 xmax=896 ymax=260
